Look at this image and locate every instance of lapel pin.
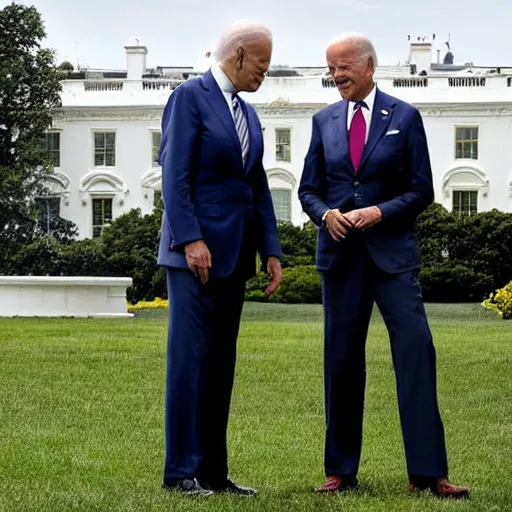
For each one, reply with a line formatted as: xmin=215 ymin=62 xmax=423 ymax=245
xmin=381 ymin=109 xmax=389 ymax=116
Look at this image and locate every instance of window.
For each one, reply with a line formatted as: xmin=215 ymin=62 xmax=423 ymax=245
xmin=92 ymin=198 xmax=113 ymax=238
xmin=94 ymin=132 xmax=116 ymax=167
xmin=275 ymin=128 xmax=291 ymax=162
xmin=44 ymin=133 xmax=60 ymax=167
xmin=153 ymin=190 xmax=164 ymax=210
xmin=35 ymin=196 xmax=60 ymax=233
xmin=271 ymin=189 xmax=291 ymax=222
xmin=152 ymin=132 xmax=162 ymax=167
xmin=452 ymin=190 xmax=478 ymax=215
xmin=455 ymin=127 xmax=478 ymax=160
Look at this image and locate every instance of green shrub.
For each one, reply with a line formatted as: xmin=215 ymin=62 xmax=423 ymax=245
xmin=245 ymin=271 xmax=270 ymax=299
xmin=59 ymin=238 xmax=110 ymax=276
xmin=276 ymin=220 xmax=316 ymax=268
xmin=416 ymin=202 xmax=456 ymax=267
xmin=446 ymin=209 xmax=512 ymax=291
xmin=7 ymin=236 xmax=62 ymax=275
xmin=419 ymin=262 xmax=494 ymax=302
xmin=246 ymin=265 xmax=321 ymax=304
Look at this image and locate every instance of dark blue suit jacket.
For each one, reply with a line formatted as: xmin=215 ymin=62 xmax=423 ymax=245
xmin=298 ymin=88 xmax=433 ymax=274
xmin=157 ymin=70 xmax=282 ymax=279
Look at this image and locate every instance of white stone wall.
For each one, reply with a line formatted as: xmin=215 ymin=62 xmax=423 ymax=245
xmin=0 ymin=276 xmax=133 ymax=318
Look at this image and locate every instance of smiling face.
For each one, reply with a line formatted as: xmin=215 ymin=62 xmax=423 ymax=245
xmin=326 ymin=39 xmax=375 ymax=102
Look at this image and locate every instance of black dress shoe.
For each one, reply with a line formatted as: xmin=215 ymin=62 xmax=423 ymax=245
xmin=198 ymin=477 xmax=258 ymax=496
xmin=162 ymin=478 xmax=214 ymax=497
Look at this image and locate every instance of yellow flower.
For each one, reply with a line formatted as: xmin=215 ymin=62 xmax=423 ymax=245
xmin=481 ymin=281 xmax=512 ymax=320
xmin=127 ymin=297 xmax=169 ymax=312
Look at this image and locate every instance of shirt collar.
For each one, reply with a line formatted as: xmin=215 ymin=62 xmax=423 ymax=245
xmin=352 ymin=83 xmax=376 ymax=112
xmin=211 ymin=62 xmax=237 ymax=94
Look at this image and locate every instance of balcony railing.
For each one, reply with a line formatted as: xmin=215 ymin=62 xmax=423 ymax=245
xmin=142 ymin=79 xmax=183 ymax=91
xmin=84 ymin=80 xmax=124 ymax=91
xmin=320 ymin=75 xmax=509 ymax=89
xmin=448 ymin=77 xmax=486 ymax=87
xmin=321 ymin=77 xmax=336 ymax=88
xmin=393 ymin=77 xmax=428 ymax=87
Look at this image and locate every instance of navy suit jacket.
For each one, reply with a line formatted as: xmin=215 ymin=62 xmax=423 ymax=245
xmin=157 ymin=70 xmax=282 ymax=279
xmin=298 ymin=88 xmax=434 ymax=274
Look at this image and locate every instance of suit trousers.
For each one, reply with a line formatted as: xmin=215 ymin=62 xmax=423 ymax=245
xmin=320 ymin=240 xmax=449 ymax=479
xmin=163 ymin=267 xmax=246 ymax=484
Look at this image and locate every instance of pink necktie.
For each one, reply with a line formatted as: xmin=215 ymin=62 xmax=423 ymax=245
xmin=349 ymin=103 xmax=366 ymax=172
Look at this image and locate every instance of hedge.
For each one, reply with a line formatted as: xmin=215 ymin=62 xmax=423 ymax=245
xmin=245 ymin=265 xmax=321 ymax=304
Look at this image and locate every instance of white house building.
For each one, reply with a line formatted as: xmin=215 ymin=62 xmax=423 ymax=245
xmin=43 ymin=36 xmax=512 ymax=239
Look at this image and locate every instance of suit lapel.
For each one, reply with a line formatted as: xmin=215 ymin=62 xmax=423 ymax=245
xmin=332 ymin=101 xmax=352 ymax=171
xmin=201 ymin=71 xmax=243 ymax=172
xmin=359 ymin=89 xmax=394 ymax=172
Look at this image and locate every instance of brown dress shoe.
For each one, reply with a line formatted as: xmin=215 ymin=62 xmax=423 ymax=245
xmin=314 ymin=475 xmax=358 ymax=493
xmin=409 ymin=477 xmax=469 ymax=499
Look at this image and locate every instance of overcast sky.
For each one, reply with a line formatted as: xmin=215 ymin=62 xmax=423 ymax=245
xmin=7 ymin=0 xmax=512 ymax=70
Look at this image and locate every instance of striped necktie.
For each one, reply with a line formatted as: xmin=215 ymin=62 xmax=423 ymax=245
xmin=232 ymin=93 xmax=249 ymax=166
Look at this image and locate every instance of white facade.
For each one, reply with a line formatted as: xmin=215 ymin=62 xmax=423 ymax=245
xmin=45 ymin=38 xmax=512 ymax=239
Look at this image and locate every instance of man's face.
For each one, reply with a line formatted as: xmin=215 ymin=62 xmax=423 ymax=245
xmin=234 ymin=38 xmax=272 ymax=92
xmin=326 ymin=41 xmax=374 ymax=101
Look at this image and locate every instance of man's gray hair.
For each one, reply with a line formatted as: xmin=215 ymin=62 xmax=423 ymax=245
xmin=214 ymin=20 xmax=272 ymax=63
xmin=327 ymin=32 xmax=378 ymax=67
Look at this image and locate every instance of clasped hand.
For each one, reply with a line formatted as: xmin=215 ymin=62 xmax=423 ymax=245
xmin=324 ymin=206 xmax=382 ymax=241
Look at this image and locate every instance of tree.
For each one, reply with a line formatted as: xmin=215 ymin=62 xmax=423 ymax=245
xmin=0 ymin=2 xmax=73 ymax=272
xmin=58 ymin=61 xmax=74 ymax=73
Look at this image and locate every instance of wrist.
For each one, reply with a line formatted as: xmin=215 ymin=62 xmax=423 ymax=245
xmin=322 ymin=209 xmax=334 ymax=222
xmin=268 ymin=255 xmax=282 ymax=265
xmin=185 ymin=239 xmax=203 ymax=253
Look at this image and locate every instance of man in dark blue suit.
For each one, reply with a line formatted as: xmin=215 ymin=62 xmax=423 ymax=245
xmin=298 ymin=33 xmax=469 ymax=499
xmin=157 ymin=21 xmax=282 ymax=496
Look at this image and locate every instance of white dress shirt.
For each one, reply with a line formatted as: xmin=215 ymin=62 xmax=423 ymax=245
xmin=210 ymin=63 xmax=237 ymax=119
xmin=346 ymin=84 xmax=376 ymax=144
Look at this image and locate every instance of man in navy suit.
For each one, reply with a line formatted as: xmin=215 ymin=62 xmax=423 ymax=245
xmin=298 ymin=33 xmax=469 ymax=499
xmin=157 ymin=21 xmax=282 ymax=496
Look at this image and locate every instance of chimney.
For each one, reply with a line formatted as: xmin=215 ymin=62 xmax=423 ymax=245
xmin=437 ymin=49 xmax=440 ymax=64
xmin=408 ymin=36 xmax=433 ymax=74
xmin=124 ymin=37 xmax=148 ymax=80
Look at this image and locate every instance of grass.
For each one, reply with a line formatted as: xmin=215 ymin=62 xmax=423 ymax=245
xmin=0 ymin=303 xmax=511 ymax=511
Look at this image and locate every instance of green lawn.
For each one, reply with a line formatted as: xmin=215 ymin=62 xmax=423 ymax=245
xmin=0 ymin=303 xmax=511 ymax=512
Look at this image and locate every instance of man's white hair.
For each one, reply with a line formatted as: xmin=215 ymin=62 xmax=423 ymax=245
xmin=214 ymin=20 xmax=272 ymax=63
xmin=327 ymin=32 xmax=378 ymax=67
